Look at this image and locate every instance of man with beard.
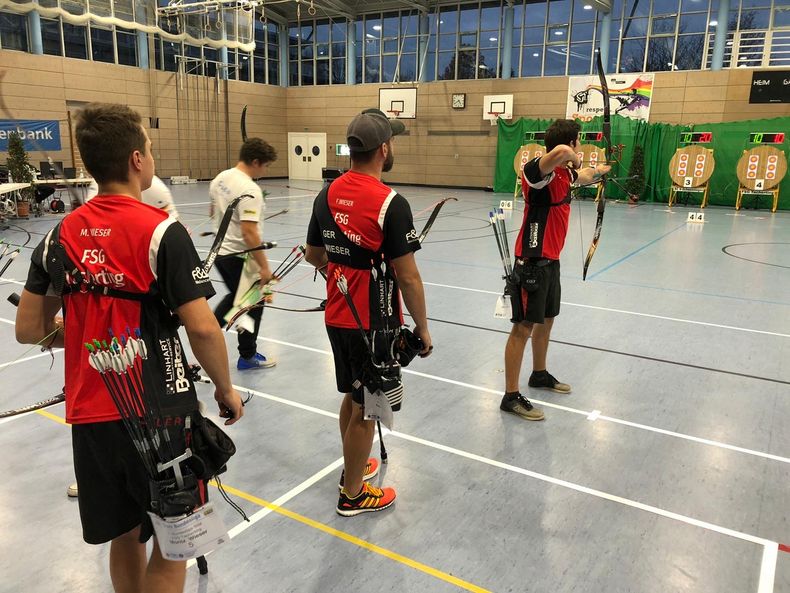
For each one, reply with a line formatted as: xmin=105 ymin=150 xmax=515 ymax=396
xmin=305 ymin=109 xmax=432 ymax=516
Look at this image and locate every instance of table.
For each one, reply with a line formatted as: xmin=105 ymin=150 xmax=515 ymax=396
xmin=32 ymin=178 xmax=94 ymax=205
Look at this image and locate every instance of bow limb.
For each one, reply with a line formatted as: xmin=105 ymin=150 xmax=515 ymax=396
xmin=241 ymin=105 xmax=248 ymax=142
xmin=202 ymin=193 xmax=253 ymax=273
xmin=418 ymin=197 xmax=458 ymax=243
xmin=582 ymin=50 xmax=611 ymax=281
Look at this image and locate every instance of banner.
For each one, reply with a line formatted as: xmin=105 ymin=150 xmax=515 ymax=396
xmin=749 ymin=70 xmax=790 ymax=104
xmin=566 ymin=73 xmax=654 ymax=122
xmin=0 ymin=120 xmax=61 ymax=152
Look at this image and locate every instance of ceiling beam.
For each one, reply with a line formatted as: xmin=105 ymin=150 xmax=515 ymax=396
xmin=398 ymin=1 xmax=430 ymax=12
xmin=313 ymin=0 xmax=355 ymax=20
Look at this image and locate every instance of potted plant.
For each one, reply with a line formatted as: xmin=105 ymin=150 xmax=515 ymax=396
xmin=624 ymin=144 xmax=647 ymax=204
xmin=6 ymin=131 xmax=34 ymax=217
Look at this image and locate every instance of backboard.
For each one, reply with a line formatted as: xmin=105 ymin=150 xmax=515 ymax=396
xmin=379 ymin=88 xmax=417 ymax=119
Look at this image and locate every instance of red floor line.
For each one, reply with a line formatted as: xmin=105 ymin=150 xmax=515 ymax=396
xmin=778 ymin=543 xmax=790 ymax=554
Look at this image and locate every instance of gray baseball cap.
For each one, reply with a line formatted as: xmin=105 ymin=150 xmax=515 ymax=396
xmin=347 ymin=109 xmax=406 ymax=152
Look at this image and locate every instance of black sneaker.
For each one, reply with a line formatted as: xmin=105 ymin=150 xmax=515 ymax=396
xmin=528 ymin=371 xmax=571 ymax=393
xmin=500 ymin=392 xmax=545 ymax=421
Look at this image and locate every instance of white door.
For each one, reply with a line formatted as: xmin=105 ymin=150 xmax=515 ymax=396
xmin=287 ymin=133 xmax=310 ymax=180
xmin=288 ymin=133 xmax=326 ymax=181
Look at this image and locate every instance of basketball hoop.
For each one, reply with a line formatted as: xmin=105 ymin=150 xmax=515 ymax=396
xmin=488 ymin=112 xmax=504 ymax=126
xmin=387 ymin=110 xmax=402 ymax=119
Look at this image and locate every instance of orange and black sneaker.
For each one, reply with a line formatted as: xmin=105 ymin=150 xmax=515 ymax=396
xmin=338 ymin=458 xmax=380 ymax=491
xmin=336 ymin=482 xmax=396 ymax=517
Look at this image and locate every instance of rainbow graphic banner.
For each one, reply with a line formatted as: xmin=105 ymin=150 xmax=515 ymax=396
xmin=566 ymin=73 xmax=654 ymax=122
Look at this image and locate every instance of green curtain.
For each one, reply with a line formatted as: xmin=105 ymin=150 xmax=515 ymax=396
xmin=494 ymin=115 xmax=790 ymax=210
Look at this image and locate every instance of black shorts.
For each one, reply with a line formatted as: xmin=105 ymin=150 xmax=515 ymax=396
xmin=326 ymin=326 xmax=370 ymax=405
xmin=513 ymin=259 xmax=561 ymax=324
xmin=72 ymin=420 xmax=153 ymax=544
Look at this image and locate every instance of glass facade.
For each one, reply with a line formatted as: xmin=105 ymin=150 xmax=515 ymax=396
xmin=0 ymin=0 xmax=787 ymax=82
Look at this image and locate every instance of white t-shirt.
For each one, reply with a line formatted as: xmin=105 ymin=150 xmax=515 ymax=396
xmin=209 ymin=167 xmax=264 ymax=256
xmin=85 ymin=176 xmax=178 ymax=218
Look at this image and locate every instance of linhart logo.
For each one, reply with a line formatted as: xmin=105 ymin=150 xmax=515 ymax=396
xmin=529 ymin=222 xmax=539 ymax=248
xmin=160 ymin=337 xmax=191 ymax=395
xmin=191 ymin=266 xmax=210 ymax=283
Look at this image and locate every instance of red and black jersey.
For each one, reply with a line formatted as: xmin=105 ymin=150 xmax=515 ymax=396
xmin=306 ymin=171 xmax=420 ymax=330
xmin=516 ymin=157 xmax=578 ymax=260
xmin=25 ymin=195 xmax=215 ymax=425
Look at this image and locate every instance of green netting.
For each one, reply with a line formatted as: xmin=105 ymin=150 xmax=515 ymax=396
xmin=493 ymin=115 xmax=790 ymax=210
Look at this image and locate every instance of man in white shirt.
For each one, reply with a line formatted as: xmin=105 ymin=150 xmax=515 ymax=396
xmin=86 ymin=175 xmax=179 ymax=218
xmin=209 ymin=138 xmax=278 ymax=370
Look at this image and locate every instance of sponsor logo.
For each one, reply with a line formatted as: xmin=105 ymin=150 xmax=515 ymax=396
xmin=65 ymin=268 xmax=126 ymax=288
xmin=405 ymin=229 xmax=418 ymax=242
xmin=191 ymin=266 xmax=210 ymax=283
xmin=343 ymin=230 xmax=361 ymax=245
xmin=160 ymin=337 xmax=191 ymax=394
xmin=242 ymin=209 xmax=258 ymax=215
xmin=528 ymin=222 xmax=539 ymax=248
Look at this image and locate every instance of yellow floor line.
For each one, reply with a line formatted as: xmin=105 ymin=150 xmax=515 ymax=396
xmin=31 ymin=410 xmax=491 ymax=592
xmin=212 ymin=480 xmax=492 ymax=593
xmin=36 ymin=408 xmax=67 ymax=425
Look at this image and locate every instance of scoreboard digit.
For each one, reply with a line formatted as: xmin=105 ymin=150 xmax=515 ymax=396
xmin=749 ymin=132 xmax=785 ymax=144
xmin=681 ymin=131 xmax=713 ymax=144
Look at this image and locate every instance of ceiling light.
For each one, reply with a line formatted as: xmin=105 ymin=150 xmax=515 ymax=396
xmin=489 ymin=37 xmax=497 ymax=41
xmin=366 ymin=33 xmax=375 ymax=38
xmin=709 ymin=20 xmax=718 ymax=26
xmin=554 ymin=30 xmax=564 ymax=35
xmin=478 ymin=64 xmax=488 ymax=69
xmin=372 ymin=25 xmax=381 ymax=31
xmin=532 ymin=52 xmax=539 ymax=57
xmin=583 ymin=4 xmax=593 ymax=8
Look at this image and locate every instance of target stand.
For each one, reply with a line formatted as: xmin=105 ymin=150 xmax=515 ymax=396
xmin=668 ymin=145 xmax=715 ymax=208
xmin=735 ymin=146 xmax=787 ymax=213
xmin=512 ymin=143 xmax=545 ymax=197
xmin=573 ymin=144 xmax=606 ymax=202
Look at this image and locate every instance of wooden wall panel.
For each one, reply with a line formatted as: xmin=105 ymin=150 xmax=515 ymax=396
xmin=1 ymin=52 xmax=787 ymax=187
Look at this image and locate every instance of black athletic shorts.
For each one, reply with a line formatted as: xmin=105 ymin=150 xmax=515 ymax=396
xmin=326 ymin=326 xmax=370 ymax=405
xmin=72 ymin=419 xmax=200 ymax=545
xmin=514 ymin=259 xmax=561 ymax=324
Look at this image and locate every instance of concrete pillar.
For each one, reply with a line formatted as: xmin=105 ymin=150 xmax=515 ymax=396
xmin=137 ymin=31 xmax=149 ymax=69
xmin=279 ymin=24 xmax=289 ymax=87
xmin=347 ymin=19 xmax=356 ymax=85
xmin=600 ymin=11 xmax=612 ymax=72
xmin=711 ymin=0 xmax=730 ymax=71
xmin=28 ymin=9 xmax=43 ymax=55
xmin=418 ymin=13 xmax=429 ymax=82
xmin=501 ymin=3 xmax=514 ymax=79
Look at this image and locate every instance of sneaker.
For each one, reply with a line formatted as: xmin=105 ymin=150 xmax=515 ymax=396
xmin=528 ymin=370 xmax=571 ymax=393
xmin=237 ymin=353 xmax=277 ymax=370
xmin=338 ymin=458 xmax=380 ymax=491
xmin=336 ymin=482 xmax=396 ymax=517
xmin=500 ymin=392 xmax=545 ymax=421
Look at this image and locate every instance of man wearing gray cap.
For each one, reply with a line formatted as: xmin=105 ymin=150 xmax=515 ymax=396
xmin=305 ymin=109 xmax=432 ymax=516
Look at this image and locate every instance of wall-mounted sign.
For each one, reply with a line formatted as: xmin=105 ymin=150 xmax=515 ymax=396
xmin=0 ymin=120 xmax=61 ymax=152
xmin=749 ymin=71 xmax=790 ymax=104
xmin=567 ymin=73 xmax=654 ymax=121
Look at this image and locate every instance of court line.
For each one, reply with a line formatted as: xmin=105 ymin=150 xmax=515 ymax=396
xmin=258 ymin=336 xmax=790 ymax=465
xmin=233 ymin=383 xmax=776 ymax=592
xmin=0 ymin=348 xmax=63 ymax=370
xmin=420 ymin=281 xmax=790 ymax=339
xmin=586 ymin=222 xmax=687 ymax=280
xmin=26 ymin=408 xmax=491 ymax=593
xmin=216 ymin=480 xmax=492 ymax=593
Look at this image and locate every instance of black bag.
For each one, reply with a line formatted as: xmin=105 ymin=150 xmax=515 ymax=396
xmin=186 ymin=414 xmax=236 ymax=480
xmin=514 ymin=261 xmax=545 ymax=293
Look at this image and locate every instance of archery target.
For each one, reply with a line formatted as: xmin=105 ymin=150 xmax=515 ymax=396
xmin=669 ymin=146 xmax=715 ymax=188
xmin=577 ymin=144 xmax=605 ymax=168
xmin=513 ymin=144 xmax=545 ymax=176
xmin=736 ymin=146 xmax=787 ymax=191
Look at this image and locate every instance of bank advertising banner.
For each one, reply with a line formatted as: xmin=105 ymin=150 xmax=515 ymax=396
xmin=0 ymin=120 xmax=62 ymax=152
xmin=566 ymin=73 xmax=654 ymax=122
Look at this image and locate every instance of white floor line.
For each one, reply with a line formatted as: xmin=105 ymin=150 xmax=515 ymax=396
xmin=0 ymin=399 xmax=65 ymax=425
xmin=259 ymin=336 xmax=790 ymax=466
xmin=0 ymin=277 xmax=24 ymax=286
xmin=266 ymin=193 xmax=314 ymax=201
xmin=421 ymin=281 xmax=790 ymax=339
xmin=187 ymin=456 xmax=344 ymax=568
xmin=0 ymin=348 xmax=63 ymax=370
xmin=758 ymin=543 xmax=778 ymax=593
xmin=232 ymin=385 xmax=777 ymax=563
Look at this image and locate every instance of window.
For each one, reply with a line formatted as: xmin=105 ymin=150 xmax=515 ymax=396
xmin=40 ymin=17 xmax=62 ymax=56
xmin=116 ymin=27 xmax=137 ymax=66
xmin=0 ymin=12 xmax=28 ymax=51
xmin=63 ymin=22 xmax=88 ymax=59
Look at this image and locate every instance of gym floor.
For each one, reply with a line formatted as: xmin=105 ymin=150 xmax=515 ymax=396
xmin=1 ymin=181 xmax=789 ymax=593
